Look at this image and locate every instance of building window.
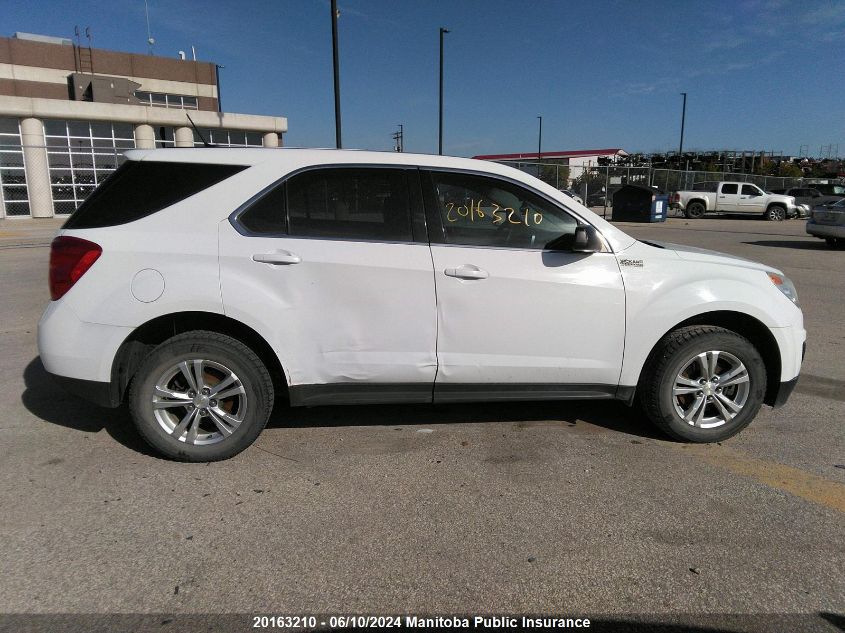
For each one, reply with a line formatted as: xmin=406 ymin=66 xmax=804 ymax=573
xmin=0 ymin=118 xmax=29 ymax=217
xmin=134 ymin=91 xmax=200 ymax=110
xmin=44 ymin=119 xmax=136 ymax=215
xmin=193 ymin=129 xmax=264 ymax=148
xmin=155 ymin=126 xmax=175 ymax=148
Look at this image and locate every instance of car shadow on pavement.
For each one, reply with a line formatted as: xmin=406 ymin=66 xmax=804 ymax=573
xmin=22 ymin=355 xmax=668 ymax=452
xmin=21 ymin=357 xmax=157 ymax=456
xmin=267 ymin=397 xmax=669 ymax=441
xmin=743 ymin=239 xmax=830 ymax=250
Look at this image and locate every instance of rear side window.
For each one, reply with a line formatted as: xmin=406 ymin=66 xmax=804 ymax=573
xmin=285 ymin=168 xmax=412 ymax=241
xmin=63 ymin=161 xmax=247 ymax=229
xmin=720 ymin=184 xmax=738 ymax=194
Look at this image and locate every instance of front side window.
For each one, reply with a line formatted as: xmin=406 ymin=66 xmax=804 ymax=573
xmin=721 ymin=184 xmax=738 ymax=194
xmin=741 ymin=184 xmax=761 ymax=195
xmin=286 ymin=168 xmax=412 ymax=241
xmin=429 ymin=171 xmax=578 ymax=250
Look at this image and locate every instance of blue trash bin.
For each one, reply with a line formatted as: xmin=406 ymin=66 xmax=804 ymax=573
xmin=650 ymin=194 xmax=668 ymax=222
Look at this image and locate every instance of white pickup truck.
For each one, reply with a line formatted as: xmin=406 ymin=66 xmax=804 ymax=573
xmin=670 ymin=181 xmax=799 ymax=221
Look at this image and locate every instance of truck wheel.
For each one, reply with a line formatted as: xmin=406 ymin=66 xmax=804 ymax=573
xmin=684 ymin=202 xmax=706 ymax=219
xmin=639 ymin=326 xmax=766 ymax=443
xmin=129 ymin=331 xmax=274 ymax=461
xmin=765 ymin=206 xmax=785 ymax=221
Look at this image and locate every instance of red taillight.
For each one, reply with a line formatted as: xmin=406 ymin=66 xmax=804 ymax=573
xmin=49 ymin=236 xmax=102 ymax=301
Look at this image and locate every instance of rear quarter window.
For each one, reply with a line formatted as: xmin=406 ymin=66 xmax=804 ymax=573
xmin=63 ymin=160 xmax=247 ymax=229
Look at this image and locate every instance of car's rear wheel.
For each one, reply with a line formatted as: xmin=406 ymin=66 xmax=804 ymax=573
xmin=685 ymin=202 xmax=706 ymax=219
xmin=129 ymin=331 xmax=274 ymax=461
xmin=639 ymin=326 xmax=766 ymax=442
xmin=765 ymin=206 xmax=786 ymax=221
xmin=825 ymin=237 xmax=843 ymax=249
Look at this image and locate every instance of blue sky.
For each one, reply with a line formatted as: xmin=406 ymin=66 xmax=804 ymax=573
xmin=3 ymin=0 xmax=843 ymax=157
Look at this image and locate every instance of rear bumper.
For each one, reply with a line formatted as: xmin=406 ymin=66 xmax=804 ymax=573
xmin=38 ymin=299 xmax=133 ymax=384
xmin=48 ymin=372 xmax=117 ymax=408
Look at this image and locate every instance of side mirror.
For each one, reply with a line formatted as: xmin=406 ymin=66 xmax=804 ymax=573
xmin=571 ymin=224 xmax=603 ymax=253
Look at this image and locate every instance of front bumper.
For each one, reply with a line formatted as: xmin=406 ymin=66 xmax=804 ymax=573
xmin=771 ymin=376 xmax=799 ymax=408
xmin=806 ymin=221 xmax=845 ymax=239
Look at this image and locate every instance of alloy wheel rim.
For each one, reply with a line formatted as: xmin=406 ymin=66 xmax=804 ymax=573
xmin=152 ymin=359 xmax=247 ymax=445
xmin=671 ymin=350 xmax=749 ymax=429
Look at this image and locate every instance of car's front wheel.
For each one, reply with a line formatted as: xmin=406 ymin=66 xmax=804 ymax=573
xmin=129 ymin=331 xmax=274 ymax=461
xmin=639 ymin=326 xmax=766 ymax=442
xmin=765 ymin=206 xmax=786 ymax=221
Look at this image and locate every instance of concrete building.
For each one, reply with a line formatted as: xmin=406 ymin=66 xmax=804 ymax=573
xmin=0 ymin=32 xmax=287 ymax=218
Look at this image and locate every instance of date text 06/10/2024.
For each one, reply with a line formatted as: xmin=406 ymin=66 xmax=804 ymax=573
xmin=251 ymin=615 xmax=591 ymax=629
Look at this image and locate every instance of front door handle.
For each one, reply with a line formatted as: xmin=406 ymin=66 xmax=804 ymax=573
xmin=252 ymin=251 xmax=301 ymax=265
xmin=444 ymin=264 xmax=488 ymax=280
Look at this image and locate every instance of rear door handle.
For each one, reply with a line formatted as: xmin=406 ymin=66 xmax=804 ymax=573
xmin=252 ymin=251 xmax=301 ymax=265
xmin=444 ymin=264 xmax=488 ymax=280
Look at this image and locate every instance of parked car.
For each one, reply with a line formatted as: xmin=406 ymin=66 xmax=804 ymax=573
xmin=670 ymin=181 xmax=799 ymax=220
xmin=811 ymin=183 xmax=845 ymax=197
xmin=806 ymin=198 xmax=845 ymax=248
xmin=38 ymin=149 xmax=805 ymax=461
xmin=770 ymin=187 xmax=841 ymax=210
xmin=559 ymin=188 xmax=584 ymax=205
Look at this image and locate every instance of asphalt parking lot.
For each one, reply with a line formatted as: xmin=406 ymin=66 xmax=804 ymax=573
xmin=1 ymin=215 xmax=843 ymax=631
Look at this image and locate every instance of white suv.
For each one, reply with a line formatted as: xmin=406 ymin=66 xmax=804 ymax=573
xmin=38 ymin=149 xmax=806 ymax=461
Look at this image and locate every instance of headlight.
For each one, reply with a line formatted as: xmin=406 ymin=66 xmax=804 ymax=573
xmin=768 ymin=272 xmax=800 ymax=308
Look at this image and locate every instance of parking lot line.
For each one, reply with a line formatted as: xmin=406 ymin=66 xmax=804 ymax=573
xmin=682 ymin=443 xmax=845 ymax=513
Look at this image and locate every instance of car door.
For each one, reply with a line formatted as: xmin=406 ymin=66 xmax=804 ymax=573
xmin=717 ymin=183 xmax=740 ymax=211
xmin=422 ymin=169 xmax=626 ymax=401
xmin=737 ymin=184 xmax=766 ymax=213
xmin=218 ymin=166 xmax=438 ymax=405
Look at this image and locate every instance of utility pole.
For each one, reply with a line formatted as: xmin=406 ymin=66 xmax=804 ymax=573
xmin=392 ymin=124 xmax=404 ymax=152
xmin=330 ymin=0 xmax=342 ymax=149
xmin=438 ymin=27 xmax=449 ymax=155
xmin=537 ymin=115 xmax=543 ymax=178
xmin=537 ymin=115 xmax=543 ymax=158
xmin=678 ymin=92 xmax=687 ymax=168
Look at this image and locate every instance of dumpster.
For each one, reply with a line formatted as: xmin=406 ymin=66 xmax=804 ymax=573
xmin=611 ymin=184 xmax=668 ymax=222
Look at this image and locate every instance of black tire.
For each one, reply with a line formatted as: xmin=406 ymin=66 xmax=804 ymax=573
xmin=639 ymin=326 xmax=766 ymax=443
xmin=765 ymin=205 xmax=786 ymax=221
xmin=825 ymin=237 xmax=842 ymax=249
xmin=129 ymin=331 xmax=274 ymax=461
xmin=685 ymin=201 xmax=706 ymax=219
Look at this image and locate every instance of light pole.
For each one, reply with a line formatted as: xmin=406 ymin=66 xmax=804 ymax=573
xmin=215 ymin=64 xmax=224 ymax=113
xmin=331 ymin=0 xmax=342 ymax=149
xmin=537 ymin=115 xmax=543 ymax=178
xmin=678 ymin=92 xmax=687 ymax=167
xmin=438 ymin=27 xmax=449 ymax=155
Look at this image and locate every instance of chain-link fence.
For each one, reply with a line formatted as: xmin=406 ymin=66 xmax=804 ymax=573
xmin=494 ymin=159 xmax=823 ymax=218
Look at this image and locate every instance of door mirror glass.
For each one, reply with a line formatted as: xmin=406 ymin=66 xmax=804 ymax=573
xmin=569 ymin=224 xmax=603 ymax=253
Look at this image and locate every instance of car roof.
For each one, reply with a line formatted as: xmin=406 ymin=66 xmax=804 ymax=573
xmin=124 ymin=147 xmax=515 ymax=172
